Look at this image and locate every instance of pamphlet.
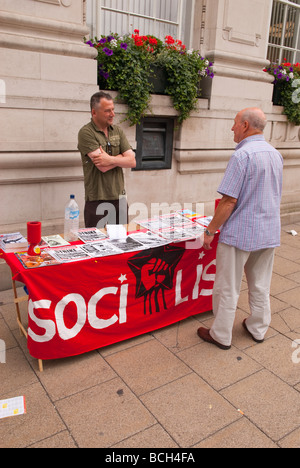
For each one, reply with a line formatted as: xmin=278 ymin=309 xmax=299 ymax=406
xmin=42 ymin=235 xmax=70 ymax=247
xmin=0 ymin=396 xmax=26 ymax=419
xmin=77 ymin=227 xmax=107 ymax=243
xmin=48 ymin=245 xmax=91 ymax=263
xmin=0 ymin=232 xmax=27 ymax=253
xmin=15 ymin=250 xmax=60 ymax=269
xmin=109 ymin=236 xmax=144 ymax=253
xmin=129 ymin=231 xmax=170 ymax=248
xmin=159 ymin=212 xmax=195 ymax=228
xmin=195 ymin=216 xmax=213 ymax=227
xmin=83 ymin=240 xmax=123 ymax=257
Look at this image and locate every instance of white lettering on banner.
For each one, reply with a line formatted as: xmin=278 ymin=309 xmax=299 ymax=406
xmin=175 ymin=259 xmax=215 ymax=306
xmin=27 ymin=261 xmax=215 ymax=344
xmin=175 ymin=270 xmax=189 ymax=306
xmin=88 ymin=287 xmax=119 ymax=329
xmin=119 ymin=284 xmax=129 ymax=324
xmin=55 ymin=294 xmax=86 ymax=341
xmin=192 ymin=264 xmax=203 ymax=300
xmin=28 ymin=300 xmax=56 ymax=343
xmin=200 ymin=259 xmax=217 ymax=296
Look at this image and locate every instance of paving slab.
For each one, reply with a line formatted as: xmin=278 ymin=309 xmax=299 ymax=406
xmin=141 ymin=373 xmax=241 ymax=447
xmin=55 ymin=378 xmax=156 ymax=448
xmin=221 ymin=370 xmax=300 ymax=442
xmin=105 ymin=339 xmax=191 ymax=396
xmin=1 ymin=226 xmax=300 ymax=448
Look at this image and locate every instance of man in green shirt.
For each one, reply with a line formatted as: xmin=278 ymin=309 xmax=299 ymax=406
xmin=78 ymin=91 xmax=136 ymax=228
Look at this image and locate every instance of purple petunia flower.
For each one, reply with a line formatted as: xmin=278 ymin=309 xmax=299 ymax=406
xmin=99 ymin=68 xmax=110 ymax=80
xmin=120 ymin=42 xmax=128 ymax=51
xmin=107 ymin=36 xmax=115 ymax=42
xmin=86 ymin=41 xmax=94 ymax=47
xmin=99 ymin=38 xmax=107 ymax=44
xmin=103 ymin=47 xmax=113 ymax=56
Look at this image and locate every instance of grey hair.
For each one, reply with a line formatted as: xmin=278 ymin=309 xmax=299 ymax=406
xmin=241 ymin=108 xmax=267 ymax=132
xmin=90 ymin=91 xmax=113 ymax=112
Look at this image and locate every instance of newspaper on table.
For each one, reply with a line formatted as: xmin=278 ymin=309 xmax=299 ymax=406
xmin=153 ymin=226 xmax=204 ymax=243
xmin=109 ymin=236 xmax=144 ymax=253
xmin=48 ymin=245 xmax=92 ymax=263
xmin=77 ymin=227 xmax=107 ymax=243
xmin=194 ymin=216 xmax=213 ymax=227
xmin=159 ymin=212 xmax=196 ymax=228
xmin=138 ymin=213 xmax=195 ymax=232
xmin=129 ymin=230 xmax=170 ymax=248
xmin=138 ymin=212 xmax=206 ymax=243
xmin=79 ymin=240 xmax=123 ymax=257
xmin=138 ymin=217 xmax=167 ymax=231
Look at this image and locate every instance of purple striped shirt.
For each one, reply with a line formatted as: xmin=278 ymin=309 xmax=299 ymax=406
xmin=218 ymin=135 xmax=283 ymax=252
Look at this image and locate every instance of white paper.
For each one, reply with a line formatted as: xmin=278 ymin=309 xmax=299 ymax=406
xmin=106 ymin=224 xmax=127 ymax=240
xmin=0 ymin=396 xmax=26 ymax=419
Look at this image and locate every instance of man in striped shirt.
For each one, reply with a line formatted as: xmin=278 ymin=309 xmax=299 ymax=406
xmin=197 ymin=108 xmax=283 ymax=350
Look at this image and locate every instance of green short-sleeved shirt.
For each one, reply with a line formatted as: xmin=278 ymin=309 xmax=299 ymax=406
xmin=77 ymin=120 xmax=132 ymax=201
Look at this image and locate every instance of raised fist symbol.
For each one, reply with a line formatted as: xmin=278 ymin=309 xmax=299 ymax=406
xmin=128 ymin=245 xmax=185 ymax=316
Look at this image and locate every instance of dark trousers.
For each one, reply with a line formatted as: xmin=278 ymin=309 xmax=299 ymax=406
xmin=84 ymin=198 xmax=128 ymax=228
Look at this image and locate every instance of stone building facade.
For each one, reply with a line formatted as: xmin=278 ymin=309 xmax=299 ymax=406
xmin=0 ymin=0 xmax=300 ymax=289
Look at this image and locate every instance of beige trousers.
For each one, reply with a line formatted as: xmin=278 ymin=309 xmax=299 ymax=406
xmin=210 ymin=243 xmax=275 ymax=346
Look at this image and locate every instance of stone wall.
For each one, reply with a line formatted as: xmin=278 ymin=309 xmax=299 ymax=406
xmin=1 ymin=0 xmax=300 ymax=290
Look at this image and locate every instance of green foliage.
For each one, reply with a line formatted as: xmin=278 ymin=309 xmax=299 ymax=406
xmin=85 ymin=31 xmax=213 ymax=126
xmin=279 ymin=78 xmax=300 ymax=126
xmin=264 ymin=61 xmax=300 ymax=126
xmin=156 ymin=48 xmax=207 ymax=124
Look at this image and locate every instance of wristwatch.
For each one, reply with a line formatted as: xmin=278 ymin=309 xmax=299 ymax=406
xmin=205 ymin=229 xmax=215 ymax=237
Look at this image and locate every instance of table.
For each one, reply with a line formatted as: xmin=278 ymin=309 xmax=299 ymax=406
xmin=1 ymin=233 xmax=218 ymax=371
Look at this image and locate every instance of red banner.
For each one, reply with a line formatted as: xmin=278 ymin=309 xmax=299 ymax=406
xmin=3 ymin=237 xmax=218 ymax=360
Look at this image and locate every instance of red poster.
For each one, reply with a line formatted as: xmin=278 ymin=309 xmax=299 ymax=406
xmin=3 ymin=237 xmax=218 ymax=360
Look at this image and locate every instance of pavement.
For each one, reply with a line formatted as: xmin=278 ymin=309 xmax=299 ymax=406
xmin=1 ymin=223 xmax=300 ymax=449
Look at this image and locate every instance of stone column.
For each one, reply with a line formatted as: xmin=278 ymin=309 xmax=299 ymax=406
xmin=194 ymin=0 xmax=274 ymax=111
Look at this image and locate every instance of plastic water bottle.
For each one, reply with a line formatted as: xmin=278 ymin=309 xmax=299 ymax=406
xmin=64 ymin=195 xmax=80 ymax=242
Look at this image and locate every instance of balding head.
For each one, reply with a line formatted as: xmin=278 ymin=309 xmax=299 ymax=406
xmin=240 ymin=108 xmax=267 ymax=132
xmin=232 ymin=108 xmax=267 ymax=143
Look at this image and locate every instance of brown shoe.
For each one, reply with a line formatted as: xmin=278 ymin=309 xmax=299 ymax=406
xmin=197 ymin=327 xmax=231 ymax=350
xmin=242 ymin=319 xmax=264 ymax=343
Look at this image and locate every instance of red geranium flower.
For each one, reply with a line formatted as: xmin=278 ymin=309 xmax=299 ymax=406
xmin=149 ymin=37 xmax=158 ymax=46
xmin=165 ymin=35 xmax=175 ymax=45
